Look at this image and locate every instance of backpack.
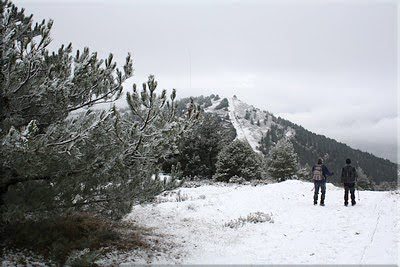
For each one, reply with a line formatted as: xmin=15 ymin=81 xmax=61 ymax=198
xmin=312 ymin=165 xmax=323 ymax=181
xmin=342 ymin=165 xmax=355 ymax=183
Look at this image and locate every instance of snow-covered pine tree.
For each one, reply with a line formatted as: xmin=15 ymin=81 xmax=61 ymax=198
xmin=245 ymin=110 xmax=251 ymax=120
xmin=166 ymin=113 xmax=235 ymax=179
xmin=296 ymin=163 xmax=312 ymax=181
xmin=214 ymin=98 xmax=229 ymax=110
xmin=356 ymin=166 xmax=375 ymax=190
xmin=214 ymin=140 xmax=262 ymax=182
xmin=0 ymin=4 xmax=132 ymax=133
xmin=267 ymin=138 xmax=298 ymax=182
xmin=0 ymin=1 xmax=198 ymax=222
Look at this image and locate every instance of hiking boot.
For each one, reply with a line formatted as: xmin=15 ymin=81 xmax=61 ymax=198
xmin=314 ymin=201 xmax=317 ymax=205
xmin=320 ymin=203 xmax=325 ymax=206
xmin=352 ymin=201 xmax=356 ymax=206
xmin=344 ymin=202 xmax=348 ymax=207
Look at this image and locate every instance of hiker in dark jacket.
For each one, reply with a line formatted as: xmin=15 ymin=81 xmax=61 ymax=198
xmin=341 ymin=158 xmax=358 ymax=206
xmin=312 ymin=158 xmax=334 ymax=206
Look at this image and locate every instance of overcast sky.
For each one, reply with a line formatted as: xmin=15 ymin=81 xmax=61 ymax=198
xmin=15 ymin=0 xmax=398 ymax=163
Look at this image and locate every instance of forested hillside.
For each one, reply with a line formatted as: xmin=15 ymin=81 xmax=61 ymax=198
xmin=176 ymin=95 xmax=397 ymax=186
xmin=260 ymin=116 xmax=397 ymax=184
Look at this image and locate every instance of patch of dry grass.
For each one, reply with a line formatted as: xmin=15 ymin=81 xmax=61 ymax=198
xmin=1 ymin=213 xmax=151 ymax=265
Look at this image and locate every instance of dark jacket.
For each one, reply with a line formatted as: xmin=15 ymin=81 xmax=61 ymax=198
xmin=312 ymin=164 xmax=334 ymax=181
xmin=341 ymin=164 xmax=357 ymax=183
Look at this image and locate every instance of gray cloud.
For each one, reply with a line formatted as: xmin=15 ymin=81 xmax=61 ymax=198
xmin=14 ymin=0 xmax=398 ymax=163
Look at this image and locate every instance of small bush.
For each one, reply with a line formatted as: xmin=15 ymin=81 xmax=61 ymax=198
xmin=229 ymin=176 xmax=246 ymax=184
xmin=250 ymin=179 xmax=271 ymax=186
xmin=187 ymin=203 xmax=197 ymax=211
xmin=154 ymin=190 xmax=192 ymax=203
xmin=176 ymin=190 xmax=190 ymax=202
xmin=1 ymin=213 xmax=149 ymax=265
xmin=224 ymin=212 xmax=274 ymax=229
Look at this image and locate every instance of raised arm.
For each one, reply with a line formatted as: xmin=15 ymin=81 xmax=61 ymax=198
xmin=322 ymin=165 xmax=334 ymax=177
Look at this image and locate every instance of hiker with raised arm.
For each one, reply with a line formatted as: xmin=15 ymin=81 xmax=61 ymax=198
xmin=341 ymin=158 xmax=358 ymax=206
xmin=312 ymin=158 xmax=334 ymax=206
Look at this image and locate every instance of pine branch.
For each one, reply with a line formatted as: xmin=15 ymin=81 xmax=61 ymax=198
xmin=67 ymin=84 xmax=121 ymax=112
xmin=46 ymin=133 xmax=84 ymax=147
xmin=140 ymin=101 xmax=153 ymax=131
xmin=129 ymin=106 xmax=145 ymax=122
xmin=12 ymin=60 xmax=32 ymax=94
xmin=69 ymin=197 xmax=120 ymax=208
xmin=46 ymin=110 xmax=112 ymax=147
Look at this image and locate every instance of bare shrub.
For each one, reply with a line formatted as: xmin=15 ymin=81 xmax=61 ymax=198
xmin=224 ymin=212 xmax=274 ymax=229
xmin=229 ymin=176 xmax=246 ymax=184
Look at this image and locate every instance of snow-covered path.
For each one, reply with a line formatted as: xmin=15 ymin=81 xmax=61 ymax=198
xmin=125 ymin=180 xmax=399 ymax=265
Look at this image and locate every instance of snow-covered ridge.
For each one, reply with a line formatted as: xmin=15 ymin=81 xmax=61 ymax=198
xmin=204 ymin=95 xmax=294 ymax=153
xmin=227 ymin=96 xmax=272 ymax=152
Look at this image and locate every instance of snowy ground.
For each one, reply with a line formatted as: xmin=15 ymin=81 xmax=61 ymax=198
xmin=124 ymin=180 xmax=399 ymax=265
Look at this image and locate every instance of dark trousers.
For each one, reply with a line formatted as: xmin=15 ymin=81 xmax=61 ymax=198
xmin=314 ymin=180 xmax=326 ymax=204
xmin=344 ymin=183 xmax=356 ymax=205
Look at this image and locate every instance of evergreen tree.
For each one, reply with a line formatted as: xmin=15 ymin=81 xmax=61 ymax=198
xmin=166 ymin=113 xmax=235 ymax=178
xmin=356 ymin=167 xmax=375 ymax=190
xmin=203 ymin=97 xmax=212 ymax=108
xmin=245 ymin=110 xmax=251 ymax=120
xmin=214 ymin=140 xmax=262 ymax=182
xmin=214 ymin=98 xmax=229 ymax=110
xmin=267 ymin=139 xmax=298 ymax=182
xmin=259 ymin=125 xmax=283 ymax=156
xmin=297 ymin=163 xmax=312 ymax=181
xmin=170 ymin=162 xmax=184 ymax=181
xmin=0 ymin=1 xmax=198 ymax=222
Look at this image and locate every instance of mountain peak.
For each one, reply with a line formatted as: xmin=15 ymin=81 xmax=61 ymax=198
xmin=205 ymin=95 xmax=293 ymax=153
